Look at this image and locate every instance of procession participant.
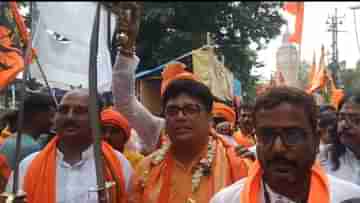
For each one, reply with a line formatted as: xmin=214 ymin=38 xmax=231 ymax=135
xmin=5 ymin=89 xmax=133 ymax=203
xmin=233 ymin=103 xmax=256 ymax=148
xmin=129 ymin=78 xmax=250 ymax=203
xmin=101 ymin=107 xmax=144 ymax=168
xmin=320 ymin=92 xmax=360 ymax=185
xmin=210 ymin=87 xmax=360 ymax=203
xmin=318 ymin=105 xmax=337 ymax=146
xmin=212 ymin=102 xmax=238 ymax=146
xmin=111 ymin=2 xmax=202 ymax=154
xmin=0 ymin=93 xmax=55 ymax=169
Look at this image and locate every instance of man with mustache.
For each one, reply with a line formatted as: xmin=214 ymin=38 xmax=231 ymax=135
xmin=210 ymin=87 xmax=360 ymax=203
xmin=5 ymin=89 xmax=133 ymax=203
xmin=129 ymin=78 xmax=250 ymax=203
xmin=233 ymin=103 xmax=256 ymax=148
xmin=321 ymin=92 xmax=360 ymax=186
xmin=0 ymin=93 xmax=55 ymax=170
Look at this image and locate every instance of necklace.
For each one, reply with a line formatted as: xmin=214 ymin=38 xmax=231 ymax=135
xmin=148 ymin=136 xmax=216 ymax=203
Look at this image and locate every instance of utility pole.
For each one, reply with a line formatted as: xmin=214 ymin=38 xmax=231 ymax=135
xmin=326 ymin=8 xmax=346 ymax=88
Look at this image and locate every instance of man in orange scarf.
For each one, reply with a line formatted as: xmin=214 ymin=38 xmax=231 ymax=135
xmin=210 ymin=87 xmax=360 ymax=203
xmin=233 ymin=103 xmax=256 ymax=148
xmin=212 ymin=102 xmax=238 ymax=146
xmin=101 ymin=107 xmax=144 ymax=168
xmin=129 ymin=78 xmax=250 ymax=203
xmin=4 ymin=89 xmax=133 ymax=203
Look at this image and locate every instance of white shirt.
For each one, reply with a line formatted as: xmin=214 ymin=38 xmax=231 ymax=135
xmin=6 ymin=145 xmax=133 ymax=203
xmin=320 ymin=147 xmax=360 ymax=186
xmin=210 ymin=174 xmax=360 ymax=203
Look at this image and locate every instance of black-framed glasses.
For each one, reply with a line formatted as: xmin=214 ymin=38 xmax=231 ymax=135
xmin=256 ymin=127 xmax=308 ymax=147
xmin=338 ymin=112 xmax=360 ymax=126
xmin=164 ymin=103 xmax=204 ymax=118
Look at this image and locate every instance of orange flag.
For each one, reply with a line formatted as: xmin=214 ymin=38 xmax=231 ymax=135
xmin=328 ymin=74 xmax=344 ymax=110
xmin=0 ymin=3 xmax=26 ymax=91
xmin=307 ymin=45 xmax=328 ymax=94
xmin=283 ymin=2 xmax=305 ymax=45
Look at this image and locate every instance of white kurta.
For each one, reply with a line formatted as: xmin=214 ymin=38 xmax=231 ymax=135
xmin=6 ymin=145 xmax=133 ymax=203
xmin=112 ymin=54 xmax=164 ymax=153
xmin=209 ymin=174 xmax=360 ymax=203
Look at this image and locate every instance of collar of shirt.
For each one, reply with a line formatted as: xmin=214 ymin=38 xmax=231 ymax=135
xmin=264 ymin=183 xmax=297 ymax=203
xmin=56 ymin=144 xmax=94 ymax=168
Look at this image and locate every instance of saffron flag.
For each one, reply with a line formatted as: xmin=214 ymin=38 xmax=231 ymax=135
xmin=307 ymin=45 xmax=328 ymax=94
xmin=283 ymin=2 xmax=304 ymax=45
xmin=329 ymin=74 xmax=344 ymax=110
xmin=0 ymin=2 xmax=26 ymax=91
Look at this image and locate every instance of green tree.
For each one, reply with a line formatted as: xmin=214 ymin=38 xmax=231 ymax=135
xmin=136 ymin=2 xmax=286 ymax=100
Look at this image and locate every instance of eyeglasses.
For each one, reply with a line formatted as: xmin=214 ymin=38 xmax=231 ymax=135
xmin=338 ymin=112 xmax=360 ymax=126
xmin=256 ymin=127 xmax=308 ymax=147
xmin=164 ymin=104 xmax=204 ymax=118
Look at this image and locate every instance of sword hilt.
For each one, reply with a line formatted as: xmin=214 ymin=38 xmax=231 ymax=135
xmin=0 ymin=191 xmax=26 ymax=203
xmin=88 ymin=181 xmax=116 ymax=203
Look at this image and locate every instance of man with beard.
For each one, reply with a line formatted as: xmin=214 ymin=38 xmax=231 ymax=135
xmin=5 ymin=89 xmax=133 ymax=203
xmin=233 ymin=103 xmax=256 ymax=148
xmin=210 ymin=87 xmax=360 ymax=203
xmin=321 ymin=92 xmax=360 ymax=185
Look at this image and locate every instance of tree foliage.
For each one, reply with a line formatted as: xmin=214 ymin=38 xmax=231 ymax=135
xmin=136 ymin=2 xmax=286 ymax=101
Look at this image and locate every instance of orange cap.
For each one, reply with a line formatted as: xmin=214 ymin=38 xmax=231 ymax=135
xmin=100 ymin=108 xmax=131 ymax=141
xmin=160 ymin=62 xmax=198 ymax=96
xmin=212 ymin=102 xmax=236 ymax=125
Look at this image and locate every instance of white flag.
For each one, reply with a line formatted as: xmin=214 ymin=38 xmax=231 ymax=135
xmin=29 ymin=2 xmax=117 ymax=92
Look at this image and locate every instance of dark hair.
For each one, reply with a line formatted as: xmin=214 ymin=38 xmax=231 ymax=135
xmin=23 ymin=93 xmax=56 ymax=118
xmin=328 ymin=91 xmax=360 ymax=171
xmin=162 ymin=79 xmax=213 ymax=113
xmin=254 ymin=87 xmax=318 ymax=134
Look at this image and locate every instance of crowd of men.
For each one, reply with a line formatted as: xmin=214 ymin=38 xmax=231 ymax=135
xmin=0 ymin=2 xmax=360 ymax=203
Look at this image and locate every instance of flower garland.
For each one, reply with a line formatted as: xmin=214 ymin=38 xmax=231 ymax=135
xmin=150 ymin=136 xmax=216 ymax=193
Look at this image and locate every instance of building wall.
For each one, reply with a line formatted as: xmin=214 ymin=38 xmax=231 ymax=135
xmin=138 ymin=78 xmax=162 ymax=116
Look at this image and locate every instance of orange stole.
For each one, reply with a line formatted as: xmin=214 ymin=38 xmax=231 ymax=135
xmin=233 ymin=131 xmax=255 ymax=148
xmin=0 ymin=155 xmax=11 ymax=192
xmin=23 ymin=136 xmax=127 ymax=203
xmin=131 ymin=135 xmax=249 ymax=203
xmin=240 ymin=160 xmax=330 ymax=203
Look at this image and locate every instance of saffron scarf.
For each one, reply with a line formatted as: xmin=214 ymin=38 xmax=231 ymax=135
xmin=23 ymin=136 xmax=127 ymax=203
xmin=240 ymin=160 xmax=330 ymax=203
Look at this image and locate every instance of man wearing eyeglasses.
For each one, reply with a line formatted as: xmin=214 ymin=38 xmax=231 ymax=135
xmin=210 ymin=87 xmax=360 ymax=203
xmin=129 ymin=79 xmax=250 ymax=203
xmin=320 ymin=92 xmax=360 ymax=186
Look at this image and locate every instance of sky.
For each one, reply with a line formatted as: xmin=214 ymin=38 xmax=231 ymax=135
xmin=253 ymin=2 xmax=360 ymax=81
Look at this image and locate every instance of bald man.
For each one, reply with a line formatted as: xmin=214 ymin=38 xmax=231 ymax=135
xmin=5 ymin=89 xmax=133 ymax=203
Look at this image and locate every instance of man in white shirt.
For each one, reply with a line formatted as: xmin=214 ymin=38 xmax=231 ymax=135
xmin=5 ymin=89 xmax=133 ymax=203
xmin=210 ymin=87 xmax=360 ymax=203
xmin=320 ymin=92 xmax=360 ymax=186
